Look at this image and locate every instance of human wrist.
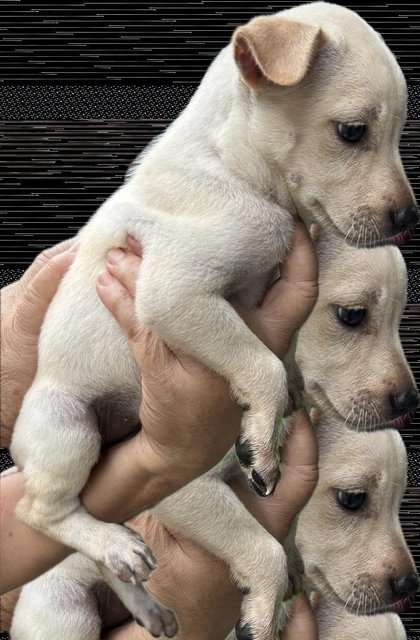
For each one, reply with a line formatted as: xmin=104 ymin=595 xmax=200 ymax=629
xmin=81 ymin=433 xmax=179 ymax=523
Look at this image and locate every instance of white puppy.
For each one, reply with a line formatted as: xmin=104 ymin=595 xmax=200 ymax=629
xmin=11 ymin=236 xmax=417 ymax=639
xmin=9 ymin=2 xmax=418 ymax=636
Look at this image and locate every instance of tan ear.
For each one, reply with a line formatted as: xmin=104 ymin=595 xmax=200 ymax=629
xmin=233 ymin=15 xmax=324 ymax=89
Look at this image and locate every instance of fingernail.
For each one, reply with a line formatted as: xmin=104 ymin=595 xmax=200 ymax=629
xmin=107 ymin=248 xmax=126 ymax=264
xmin=127 ymin=234 xmax=143 ymax=256
xmin=97 ymin=270 xmax=115 ymax=287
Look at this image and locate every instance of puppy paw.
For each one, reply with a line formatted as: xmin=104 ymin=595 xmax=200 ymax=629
xmin=101 ymin=526 xmax=157 ymax=585
xmin=136 ymin=599 xmax=178 ymax=639
xmin=235 ymin=619 xmax=277 ymax=640
xmin=235 ymin=620 xmax=254 ymax=640
xmin=236 ymin=437 xmax=280 ymax=497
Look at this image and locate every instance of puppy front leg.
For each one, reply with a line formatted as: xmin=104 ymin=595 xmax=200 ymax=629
xmin=135 ymin=264 xmax=288 ymax=496
xmin=154 ymin=473 xmax=288 ymax=640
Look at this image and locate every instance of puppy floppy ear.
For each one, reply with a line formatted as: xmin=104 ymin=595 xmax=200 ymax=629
xmin=233 ymin=15 xmax=324 ymax=89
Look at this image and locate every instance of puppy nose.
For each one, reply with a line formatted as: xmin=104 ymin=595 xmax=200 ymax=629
xmin=390 ymin=205 xmax=419 ymax=231
xmin=390 ymin=388 xmax=419 ymax=416
xmin=390 ymin=573 xmax=420 ymax=597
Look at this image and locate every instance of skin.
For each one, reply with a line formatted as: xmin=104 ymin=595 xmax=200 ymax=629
xmin=1 ymin=224 xmax=318 ymax=638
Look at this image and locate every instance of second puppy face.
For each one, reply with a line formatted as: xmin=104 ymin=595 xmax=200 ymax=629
xmin=296 ymin=418 xmax=418 ymax=615
xmin=295 ymin=233 xmax=419 ymax=430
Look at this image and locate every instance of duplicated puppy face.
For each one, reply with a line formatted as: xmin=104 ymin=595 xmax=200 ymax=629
xmin=295 ymin=231 xmax=418 ymax=430
xmin=233 ymin=2 xmax=418 ymax=246
xmin=313 ymin=597 xmax=407 ymax=639
xmin=296 ymin=418 xmax=418 ymax=615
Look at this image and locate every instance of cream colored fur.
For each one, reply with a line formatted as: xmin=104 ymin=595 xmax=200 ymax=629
xmin=11 ymin=234 xmax=417 ymax=639
xmin=8 ymin=2 xmax=418 ymax=638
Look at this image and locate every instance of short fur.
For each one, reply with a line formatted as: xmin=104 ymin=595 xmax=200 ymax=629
xmin=11 ymin=236 xmax=417 ymax=639
xmin=9 ymin=2 xmax=418 ymax=637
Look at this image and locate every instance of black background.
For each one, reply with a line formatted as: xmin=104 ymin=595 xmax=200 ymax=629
xmin=0 ymin=1 xmax=419 ymax=637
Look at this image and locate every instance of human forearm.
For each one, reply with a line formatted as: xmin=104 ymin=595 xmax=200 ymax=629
xmin=0 ymin=469 xmax=71 ymax=593
xmin=0 ymin=437 xmax=180 ymax=594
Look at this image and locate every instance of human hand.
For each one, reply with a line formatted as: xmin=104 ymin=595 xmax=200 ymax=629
xmin=100 ymin=410 xmax=318 ymax=639
xmin=0 ymin=239 xmax=78 ymax=446
xmin=94 ymin=221 xmax=318 ymax=494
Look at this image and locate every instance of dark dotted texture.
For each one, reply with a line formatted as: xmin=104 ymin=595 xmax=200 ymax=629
xmin=0 ymin=1 xmax=420 ymax=83
xmin=0 ymin=83 xmax=418 ymax=121
xmin=0 ymin=1 xmax=420 ymax=637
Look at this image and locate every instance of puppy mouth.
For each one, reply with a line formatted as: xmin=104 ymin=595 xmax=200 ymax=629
xmin=388 ymin=411 xmax=415 ymax=430
xmin=390 ymin=228 xmax=414 ymax=246
xmin=308 ymin=384 xmax=383 ymax=430
xmin=389 ymin=595 xmax=414 ymax=614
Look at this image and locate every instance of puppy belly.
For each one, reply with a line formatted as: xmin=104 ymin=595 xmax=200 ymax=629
xmin=93 ymin=389 xmax=142 ymax=446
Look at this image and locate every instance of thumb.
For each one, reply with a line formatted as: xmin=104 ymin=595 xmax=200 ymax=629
xmin=281 ymin=593 xmax=319 ymax=639
xmin=14 ymin=246 xmax=78 ymax=337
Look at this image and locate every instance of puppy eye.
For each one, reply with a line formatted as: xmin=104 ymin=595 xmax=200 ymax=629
xmin=337 ymin=122 xmax=366 ymax=143
xmin=337 ymin=490 xmax=366 ymax=510
xmin=337 ymin=306 xmax=366 ymax=327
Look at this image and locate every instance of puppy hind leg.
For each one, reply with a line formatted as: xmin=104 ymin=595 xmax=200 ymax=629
xmin=135 ymin=272 xmax=288 ymax=496
xmin=11 ymin=556 xmax=103 ymax=640
xmin=11 ymin=386 xmax=155 ymax=586
xmin=100 ymin=569 xmax=179 ymax=639
xmin=154 ymin=474 xmax=288 ymax=640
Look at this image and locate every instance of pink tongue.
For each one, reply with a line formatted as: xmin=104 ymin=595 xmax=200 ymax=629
xmin=393 ymin=229 xmax=413 ymax=245
xmin=392 ymin=413 xmax=413 ymax=430
xmin=392 ymin=597 xmax=413 ymax=614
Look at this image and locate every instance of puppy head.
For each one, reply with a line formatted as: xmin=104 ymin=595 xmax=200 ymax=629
xmin=296 ymin=417 xmax=418 ymax=615
xmin=312 ymin=597 xmax=407 ymax=639
xmin=295 ymin=231 xmax=418 ymax=430
xmin=232 ymin=2 xmax=418 ymax=246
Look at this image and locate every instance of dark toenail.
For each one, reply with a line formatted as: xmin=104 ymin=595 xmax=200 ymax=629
xmin=235 ymin=438 xmax=254 ymax=467
xmin=135 ymin=618 xmax=144 ymax=627
xmin=251 ymin=469 xmax=267 ymax=496
xmin=239 ymin=402 xmax=251 ymax=411
xmin=240 ymin=586 xmax=251 ymax=595
xmin=235 ymin=620 xmax=254 ymax=640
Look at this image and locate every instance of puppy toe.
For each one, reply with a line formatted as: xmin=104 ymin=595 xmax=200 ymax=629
xmin=235 ymin=621 xmax=254 ymax=640
xmin=248 ymin=467 xmax=280 ymax=497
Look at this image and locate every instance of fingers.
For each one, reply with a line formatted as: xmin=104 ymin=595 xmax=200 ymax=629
xmin=96 ymin=238 xmax=143 ymax=340
xmin=280 ymin=221 xmax=318 ymax=288
xmin=96 ymin=261 xmax=141 ymax=342
xmin=14 ymin=244 xmax=78 ymax=337
xmin=274 ymin=409 xmax=319 ymax=516
xmin=19 ymin=237 xmax=79 ymax=289
xmin=261 ymin=221 xmax=318 ymax=313
xmin=105 ymin=247 xmax=141 ymax=298
xmin=281 ymin=593 xmax=319 ymax=640
xmin=96 ymin=241 xmax=176 ymax=372
xmin=256 ymin=222 xmax=318 ymax=357
xmin=280 ymin=409 xmax=318 ymax=472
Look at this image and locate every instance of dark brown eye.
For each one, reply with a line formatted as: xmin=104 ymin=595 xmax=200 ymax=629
xmin=337 ymin=306 xmax=366 ymax=327
xmin=337 ymin=122 xmax=366 ymax=143
xmin=337 ymin=490 xmax=366 ymax=510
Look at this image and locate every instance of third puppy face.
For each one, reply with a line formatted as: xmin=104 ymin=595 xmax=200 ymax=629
xmin=296 ymin=419 xmax=419 ymax=615
xmin=295 ymin=232 xmax=419 ymax=430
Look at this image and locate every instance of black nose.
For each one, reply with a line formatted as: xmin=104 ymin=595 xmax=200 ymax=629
xmin=390 ymin=573 xmax=420 ymax=597
xmin=390 ymin=388 xmax=419 ymax=417
xmin=391 ymin=205 xmax=419 ymax=232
